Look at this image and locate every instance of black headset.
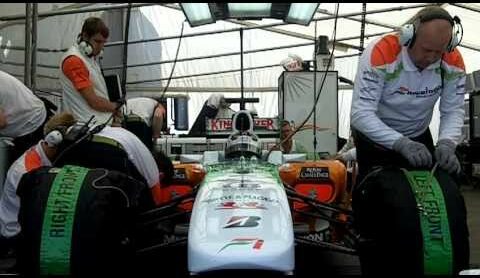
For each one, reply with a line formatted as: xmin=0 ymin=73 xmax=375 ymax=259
xmin=44 ymin=121 xmax=92 ymax=148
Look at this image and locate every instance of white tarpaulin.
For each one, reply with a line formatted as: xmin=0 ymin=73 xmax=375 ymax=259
xmin=1 ymin=3 xmax=480 ymax=140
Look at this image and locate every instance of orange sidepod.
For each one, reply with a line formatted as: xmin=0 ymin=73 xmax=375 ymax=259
xmin=163 ymin=163 xmax=206 ymax=211
xmin=279 ymin=160 xmax=347 ymax=210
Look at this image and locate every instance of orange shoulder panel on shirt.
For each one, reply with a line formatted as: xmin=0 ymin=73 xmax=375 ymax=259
xmin=62 ymin=55 xmax=92 ymax=90
xmin=24 ymin=148 xmax=42 ymax=172
xmin=370 ymin=35 xmax=402 ymax=67
xmin=442 ymin=49 xmax=465 ymax=71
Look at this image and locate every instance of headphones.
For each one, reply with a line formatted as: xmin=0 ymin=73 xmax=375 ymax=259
xmin=44 ymin=123 xmax=90 ymax=147
xmin=399 ymin=8 xmax=462 ymax=53
xmin=77 ymin=34 xmax=94 ymax=57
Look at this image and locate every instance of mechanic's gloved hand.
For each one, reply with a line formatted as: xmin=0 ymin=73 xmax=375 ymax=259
xmin=392 ymin=136 xmax=432 ymax=168
xmin=434 ymin=139 xmax=461 ymax=174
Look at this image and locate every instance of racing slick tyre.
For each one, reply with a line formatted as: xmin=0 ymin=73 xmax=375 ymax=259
xmin=16 ymin=165 xmax=152 ymax=277
xmin=352 ymin=166 xmax=469 ymax=276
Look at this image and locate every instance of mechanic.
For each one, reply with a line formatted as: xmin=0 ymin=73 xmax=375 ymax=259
xmin=0 ymin=70 xmax=54 ymax=162
xmin=122 ymin=97 xmax=166 ymax=149
xmin=350 ymin=6 xmax=466 ymax=181
xmin=0 ymin=112 xmax=75 ymax=256
xmin=279 ymin=120 xmax=307 ymax=154
xmin=334 ymin=135 xmax=356 ymax=164
xmin=59 ymin=17 xmax=122 ymax=125
xmin=188 ymin=93 xmax=235 ymax=136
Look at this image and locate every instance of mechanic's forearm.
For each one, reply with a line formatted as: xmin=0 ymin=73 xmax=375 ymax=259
xmin=79 ymin=87 xmax=118 ymax=113
xmin=351 ymin=111 xmax=403 ymax=149
xmin=152 ymin=115 xmax=163 ymax=138
xmin=0 ymin=108 xmax=7 ymax=129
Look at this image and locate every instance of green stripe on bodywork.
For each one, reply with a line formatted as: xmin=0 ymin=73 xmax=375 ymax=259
xmin=402 ymin=170 xmax=453 ymax=275
xmin=39 ymin=165 xmax=89 ymax=275
xmin=205 ymin=161 xmax=283 ymax=186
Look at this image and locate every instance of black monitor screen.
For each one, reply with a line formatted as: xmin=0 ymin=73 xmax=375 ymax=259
xmin=104 ymin=74 xmax=122 ymax=102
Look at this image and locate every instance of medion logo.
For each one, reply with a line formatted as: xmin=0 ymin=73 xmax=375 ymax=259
xmin=392 ymin=85 xmax=442 ymax=97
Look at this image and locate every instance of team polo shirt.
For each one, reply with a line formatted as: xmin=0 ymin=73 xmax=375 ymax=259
xmin=0 ymin=70 xmax=46 ymax=138
xmin=350 ymin=34 xmax=466 ymax=149
xmin=0 ymin=141 xmax=51 ymax=237
xmin=62 ymin=56 xmax=92 ymax=91
xmin=123 ymin=97 xmax=158 ymax=127
xmin=94 ymin=126 xmax=165 ymax=205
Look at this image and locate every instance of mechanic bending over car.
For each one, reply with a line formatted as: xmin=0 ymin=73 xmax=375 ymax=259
xmin=188 ymin=93 xmax=236 ymax=136
xmin=0 ymin=70 xmax=55 ymax=162
xmin=0 ymin=112 xmax=175 ymax=256
xmin=350 ymin=6 xmax=466 ymax=182
xmin=122 ymin=97 xmax=166 ymax=150
xmin=0 ymin=113 xmax=76 ymax=256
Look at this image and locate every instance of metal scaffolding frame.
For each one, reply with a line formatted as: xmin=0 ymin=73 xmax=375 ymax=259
xmin=1 ymin=3 xmax=480 ymax=93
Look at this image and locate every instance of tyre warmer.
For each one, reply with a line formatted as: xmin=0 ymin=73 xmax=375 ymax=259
xmin=402 ymin=169 xmax=453 ymax=275
xmin=39 ymin=165 xmax=88 ymax=275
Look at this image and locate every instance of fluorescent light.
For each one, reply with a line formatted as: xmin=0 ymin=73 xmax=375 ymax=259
xmin=286 ymin=3 xmax=319 ymax=25
xmin=180 ymin=3 xmax=319 ymax=28
xmin=228 ymin=3 xmax=272 ymax=18
xmin=180 ymin=3 xmax=215 ymax=27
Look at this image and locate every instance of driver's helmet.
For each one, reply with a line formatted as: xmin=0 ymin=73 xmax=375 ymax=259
xmin=225 ymin=110 xmax=261 ymax=159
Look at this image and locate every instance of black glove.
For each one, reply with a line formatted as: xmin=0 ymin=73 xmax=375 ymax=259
xmin=392 ymin=136 xmax=432 ymax=168
xmin=434 ymin=139 xmax=461 ymax=174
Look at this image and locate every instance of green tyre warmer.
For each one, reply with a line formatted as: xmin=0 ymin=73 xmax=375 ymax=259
xmin=16 ymin=165 xmax=151 ymax=277
xmin=352 ymin=167 xmax=469 ymax=276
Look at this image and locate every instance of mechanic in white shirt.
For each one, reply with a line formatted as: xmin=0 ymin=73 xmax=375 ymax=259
xmin=0 ymin=112 xmax=174 ymax=243
xmin=59 ymin=17 xmax=122 ymax=125
xmin=0 ymin=70 xmax=49 ymax=161
xmin=123 ymin=97 xmax=166 ymax=139
xmin=55 ymin=115 xmax=172 ymax=206
xmin=350 ymin=6 xmax=466 ymax=180
xmin=0 ymin=112 xmax=76 ymax=255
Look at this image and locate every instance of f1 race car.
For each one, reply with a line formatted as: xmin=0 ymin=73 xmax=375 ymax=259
xmin=14 ymin=110 xmax=469 ymax=277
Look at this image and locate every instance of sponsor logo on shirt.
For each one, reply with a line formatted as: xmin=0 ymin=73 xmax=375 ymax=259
xmin=392 ymin=85 xmax=442 ymax=97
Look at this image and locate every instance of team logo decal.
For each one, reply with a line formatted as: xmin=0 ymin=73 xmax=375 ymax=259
xmin=216 ymin=201 xmax=267 ymax=210
xmin=218 ymin=238 xmax=264 ymax=253
xmin=223 ymin=216 xmax=261 ymax=228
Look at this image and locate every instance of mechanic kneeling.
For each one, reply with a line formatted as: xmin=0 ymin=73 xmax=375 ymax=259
xmin=14 ymin=113 xmax=174 ymax=276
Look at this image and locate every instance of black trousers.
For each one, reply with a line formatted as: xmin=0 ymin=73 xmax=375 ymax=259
xmin=352 ymin=128 xmax=435 ymax=185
